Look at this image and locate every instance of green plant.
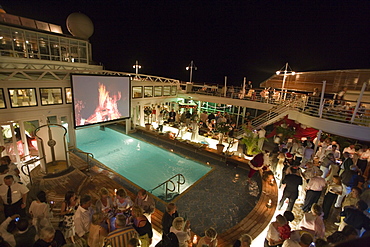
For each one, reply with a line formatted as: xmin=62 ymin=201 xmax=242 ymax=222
xmin=276 ymin=125 xmax=295 ymax=140
xmin=241 ymin=128 xmax=265 ymax=156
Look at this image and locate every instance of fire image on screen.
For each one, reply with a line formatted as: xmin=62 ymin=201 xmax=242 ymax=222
xmin=71 ymin=75 xmax=130 ymax=128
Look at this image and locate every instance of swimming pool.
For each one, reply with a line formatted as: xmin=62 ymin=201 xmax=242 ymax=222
xmin=75 ymin=126 xmax=212 ymax=199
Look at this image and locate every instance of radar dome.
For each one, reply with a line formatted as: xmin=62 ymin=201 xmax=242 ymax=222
xmin=66 ymin=12 xmax=94 ymax=39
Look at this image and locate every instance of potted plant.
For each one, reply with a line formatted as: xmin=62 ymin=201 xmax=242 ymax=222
xmin=241 ymin=128 xmax=265 ymax=157
xmin=144 ymin=106 xmax=153 ymax=130
xmin=275 ymin=120 xmax=296 ymax=141
xmin=216 ymin=122 xmax=230 ymax=153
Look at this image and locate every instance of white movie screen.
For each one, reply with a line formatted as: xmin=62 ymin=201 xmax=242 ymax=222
xmin=71 ymin=74 xmax=130 ymax=128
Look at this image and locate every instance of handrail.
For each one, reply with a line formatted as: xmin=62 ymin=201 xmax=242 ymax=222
xmin=150 ymin=173 xmax=186 ymax=200
xmin=20 ymin=156 xmax=44 ymax=185
xmin=68 ymin=147 xmax=94 ymax=170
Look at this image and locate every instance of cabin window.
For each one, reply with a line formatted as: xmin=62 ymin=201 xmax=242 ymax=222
xmin=65 ymin=88 xmax=72 ymax=104
xmin=163 ymin=86 xmax=171 ymax=96
xmin=8 ymin=88 xmax=37 ymax=108
xmin=154 ymin=86 xmax=162 ymax=97
xmin=171 ymin=86 xmax=177 ymax=96
xmin=144 ymin=86 xmax=153 ymax=98
xmin=132 ymin=86 xmax=142 ymax=98
xmin=39 ymin=88 xmax=63 ymax=105
xmin=0 ymin=89 xmax=6 ymax=108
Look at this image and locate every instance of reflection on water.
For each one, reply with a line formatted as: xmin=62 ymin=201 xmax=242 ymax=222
xmin=76 ymin=126 xmax=211 ymax=198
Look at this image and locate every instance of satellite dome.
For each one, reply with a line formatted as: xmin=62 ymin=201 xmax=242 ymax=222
xmin=66 ymin=12 xmax=94 ymax=39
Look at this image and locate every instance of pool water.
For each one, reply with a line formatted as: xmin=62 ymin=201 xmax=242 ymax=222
xmin=76 ymin=126 xmax=212 ymax=198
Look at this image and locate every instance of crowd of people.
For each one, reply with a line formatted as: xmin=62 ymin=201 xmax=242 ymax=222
xmin=265 ymin=135 xmax=370 ymax=246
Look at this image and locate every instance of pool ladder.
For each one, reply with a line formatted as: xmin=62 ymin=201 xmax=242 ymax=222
xmin=150 ymin=173 xmax=185 ymax=201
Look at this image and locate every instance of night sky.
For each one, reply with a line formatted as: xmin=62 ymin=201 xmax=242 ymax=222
xmin=2 ymin=0 xmax=370 ymax=87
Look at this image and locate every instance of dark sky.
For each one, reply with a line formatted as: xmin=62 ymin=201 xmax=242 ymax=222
xmin=2 ymin=0 xmax=370 ymax=87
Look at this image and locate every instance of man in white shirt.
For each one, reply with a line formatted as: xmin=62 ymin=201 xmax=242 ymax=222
xmin=301 ymin=170 xmax=326 ymax=213
xmin=0 ymin=175 xmax=29 ymax=217
xmin=0 ymin=214 xmax=18 ymax=246
xmin=134 ymin=189 xmax=155 ymax=221
xmin=74 ymin=194 xmax=93 ymax=239
xmin=325 ymin=144 xmax=341 ymax=161
xmin=343 ymin=144 xmax=356 ymax=158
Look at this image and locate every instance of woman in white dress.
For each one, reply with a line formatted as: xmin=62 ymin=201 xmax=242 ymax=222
xmin=29 ymin=190 xmax=52 ymax=233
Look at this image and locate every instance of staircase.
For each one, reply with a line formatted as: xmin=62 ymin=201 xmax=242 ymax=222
xmin=235 ymin=102 xmax=290 ymax=139
xmin=251 ymin=103 xmax=290 ymax=129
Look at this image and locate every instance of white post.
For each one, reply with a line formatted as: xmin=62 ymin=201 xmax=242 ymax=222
xmin=242 ymin=77 xmax=246 ymax=99
xmin=189 ymin=61 xmax=193 ymax=83
xmin=281 ymin=62 xmax=288 ymax=93
xmin=351 ymin=82 xmax=367 ymax=123
xmin=224 ymin=76 xmax=227 ymax=97
xmin=313 ymin=129 xmax=322 ymax=155
xmin=133 ymin=60 xmax=141 ymax=75
xmin=318 ymin=81 xmax=326 ymax=118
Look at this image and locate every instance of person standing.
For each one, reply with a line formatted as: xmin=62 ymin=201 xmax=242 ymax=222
xmin=343 ymin=144 xmax=356 ymax=158
xmin=258 ymin=128 xmax=266 ymax=150
xmin=29 ymin=190 xmax=53 ymax=232
xmin=134 ymin=189 xmax=155 ymax=221
xmin=88 ymin=213 xmax=108 ymax=247
xmin=74 ymin=194 xmax=94 ymax=239
xmin=170 ymin=217 xmax=190 ymax=247
xmin=161 ymin=203 xmax=179 ymax=236
xmin=301 ymin=170 xmax=326 ymax=213
xmin=339 ymin=200 xmax=370 ymax=232
xmin=131 ymin=205 xmax=153 ymax=247
xmin=299 ymin=204 xmax=325 ymax=239
xmin=320 ymin=153 xmax=336 ymax=178
xmin=340 ymin=152 xmax=353 ymax=175
xmin=0 ymin=175 xmax=28 ymax=217
xmin=168 ymin=109 xmax=176 ymax=124
xmin=60 ymin=191 xmax=78 ymax=243
xmin=265 ymin=215 xmax=286 ymax=247
xmin=322 ymin=175 xmax=342 ymax=220
xmin=357 ymin=145 xmax=369 ymax=176
xmin=278 ymin=168 xmax=302 ymax=211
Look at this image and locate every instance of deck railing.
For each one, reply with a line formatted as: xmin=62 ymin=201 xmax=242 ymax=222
xmin=183 ymin=85 xmax=370 ymax=128
xmin=68 ymin=147 xmax=94 ymax=170
xmin=20 ymin=155 xmax=44 ymax=185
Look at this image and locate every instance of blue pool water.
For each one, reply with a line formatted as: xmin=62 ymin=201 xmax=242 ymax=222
xmin=76 ymin=126 xmax=212 ymax=198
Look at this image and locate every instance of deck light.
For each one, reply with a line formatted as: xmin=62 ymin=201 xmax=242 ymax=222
xmin=133 ymin=60 xmax=141 ymax=75
xmin=186 ymin=60 xmax=197 ymax=83
xmin=275 ymin=62 xmax=295 ymax=96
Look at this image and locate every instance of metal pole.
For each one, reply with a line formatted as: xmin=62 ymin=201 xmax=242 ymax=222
xmin=313 ymin=130 xmax=322 ymax=155
xmin=189 ymin=61 xmax=193 ymax=83
xmin=351 ymin=82 xmax=367 ymax=123
xmin=314 ymin=80 xmax=327 ymax=155
xmin=224 ymin=76 xmax=227 ymax=97
xmin=236 ymin=106 xmax=241 ymax=127
xmin=318 ymin=81 xmax=326 ymax=118
xmin=281 ymin=62 xmax=288 ymax=94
